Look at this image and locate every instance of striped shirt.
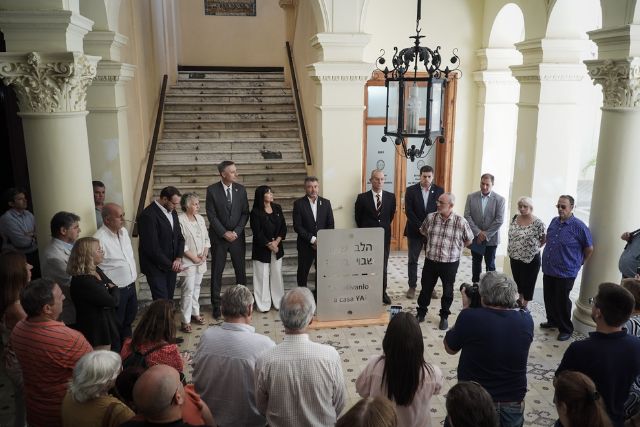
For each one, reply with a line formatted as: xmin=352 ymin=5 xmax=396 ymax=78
xmin=420 ymin=212 xmax=473 ymax=263
xmin=10 ymin=319 xmax=92 ymax=427
xmin=255 ymin=334 xmax=346 ymax=427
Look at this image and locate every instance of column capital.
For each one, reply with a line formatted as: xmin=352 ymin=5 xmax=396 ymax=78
xmin=0 ymin=52 xmax=100 ymax=113
xmin=93 ymin=61 xmax=136 ymax=85
xmin=585 ymin=57 xmax=640 ymax=109
xmin=588 ymin=24 xmax=640 ymax=60
xmin=307 ymin=61 xmax=372 ymax=83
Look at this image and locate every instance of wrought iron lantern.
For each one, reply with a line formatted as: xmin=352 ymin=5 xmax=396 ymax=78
xmin=376 ymin=0 xmax=461 ymax=162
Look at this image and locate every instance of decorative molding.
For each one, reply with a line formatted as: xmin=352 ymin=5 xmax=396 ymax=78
xmin=511 ymin=64 xmax=586 ymax=83
xmin=0 ymin=52 xmax=100 ymax=113
xmin=585 ymin=58 xmax=640 ymax=109
xmin=307 ymin=61 xmax=372 ymax=83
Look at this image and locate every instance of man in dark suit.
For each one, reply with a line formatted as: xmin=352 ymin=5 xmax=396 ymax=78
xmin=293 ymin=176 xmax=334 ymax=289
xmin=404 ymin=165 xmax=444 ymax=299
xmin=206 ymin=160 xmax=249 ymax=319
xmin=138 ymin=186 xmax=185 ymax=301
xmin=355 ymin=169 xmax=396 ymax=304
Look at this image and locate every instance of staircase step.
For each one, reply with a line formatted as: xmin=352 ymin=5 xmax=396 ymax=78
xmin=168 ymin=87 xmax=292 ymax=96
xmin=153 ymin=159 xmax=305 ymax=171
xmin=165 ymin=96 xmax=294 ymax=106
xmin=154 ymin=170 xmax=307 ymax=185
xmin=173 ymin=80 xmax=288 ymax=89
xmin=161 ymin=129 xmax=301 ymax=139
xmin=164 ymin=112 xmax=296 ymax=121
xmin=163 ymin=103 xmax=295 ymax=113
xmin=155 ymin=149 xmax=302 ymax=162
xmin=177 ymin=72 xmax=284 ymax=81
xmin=158 ymin=139 xmax=301 ymax=151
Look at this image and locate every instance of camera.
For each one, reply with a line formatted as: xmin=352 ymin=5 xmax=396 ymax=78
xmin=389 ymin=305 xmax=402 ymax=320
xmin=460 ymin=283 xmax=481 ymax=308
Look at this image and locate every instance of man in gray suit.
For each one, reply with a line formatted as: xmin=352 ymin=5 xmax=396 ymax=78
xmin=464 ymin=174 xmax=505 ymax=284
xmin=206 ymin=160 xmax=250 ymax=319
xmin=41 ymin=211 xmax=81 ymax=325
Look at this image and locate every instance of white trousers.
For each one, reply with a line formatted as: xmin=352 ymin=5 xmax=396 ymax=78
xmin=180 ymin=271 xmax=203 ymax=324
xmin=252 ymin=253 xmax=284 ymax=312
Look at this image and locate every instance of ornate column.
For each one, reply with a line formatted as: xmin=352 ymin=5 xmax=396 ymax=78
xmin=473 ymin=48 xmax=521 ymax=260
xmin=307 ymin=33 xmax=372 ymax=228
xmin=574 ymin=55 xmax=640 ymax=331
xmin=0 ymin=52 xmax=100 ymax=245
xmin=84 ymin=31 xmax=136 ymax=217
xmin=510 ymin=38 xmax=593 ymax=225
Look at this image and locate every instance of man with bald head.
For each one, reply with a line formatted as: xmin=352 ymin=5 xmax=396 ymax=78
xmin=121 ymin=365 xmax=209 ymax=427
xmin=94 ymin=202 xmax=138 ymax=349
xmin=255 ymin=287 xmax=346 ymax=426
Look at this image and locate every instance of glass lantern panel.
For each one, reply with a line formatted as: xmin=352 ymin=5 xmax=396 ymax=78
xmin=430 ymin=80 xmax=443 ymax=134
xmin=366 ymin=125 xmax=396 ymax=193
xmin=367 ymin=86 xmax=387 ymax=118
xmin=386 ymin=81 xmax=399 ymax=134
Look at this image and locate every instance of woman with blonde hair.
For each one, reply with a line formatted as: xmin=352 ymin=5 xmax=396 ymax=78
xmin=554 ymin=370 xmax=612 ymax=427
xmin=177 ymin=192 xmax=210 ymax=333
xmin=68 ymin=237 xmax=120 ymax=350
xmin=507 ymin=196 xmax=546 ymax=308
xmin=336 ymin=396 xmax=397 ymax=427
xmin=61 ymin=350 xmax=134 ymax=427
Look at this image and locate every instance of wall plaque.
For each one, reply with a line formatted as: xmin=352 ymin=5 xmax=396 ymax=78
xmin=204 ymin=0 xmax=256 ymax=16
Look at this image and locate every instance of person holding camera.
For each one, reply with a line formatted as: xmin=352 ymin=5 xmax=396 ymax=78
xmin=444 ymin=271 xmax=533 ymax=427
xmin=619 ymin=228 xmax=640 ymax=279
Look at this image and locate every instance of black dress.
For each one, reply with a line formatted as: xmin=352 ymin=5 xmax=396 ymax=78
xmin=70 ymin=267 xmax=120 ymax=348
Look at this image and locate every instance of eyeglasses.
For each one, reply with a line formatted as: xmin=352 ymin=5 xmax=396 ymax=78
xmin=556 ymin=204 xmax=568 ymax=209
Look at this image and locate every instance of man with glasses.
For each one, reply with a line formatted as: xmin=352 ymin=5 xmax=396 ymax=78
xmin=416 ymin=192 xmax=473 ymax=330
xmin=138 ymin=186 xmax=185 ymax=301
xmin=541 ymin=195 xmax=593 ymax=341
xmin=94 ymin=203 xmax=138 ymax=348
xmin=557 ymin=282 xmax=640 ymax=426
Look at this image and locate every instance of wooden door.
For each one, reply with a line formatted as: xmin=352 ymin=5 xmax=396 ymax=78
xmin=363 ymin=72 xmax=457 ymax=250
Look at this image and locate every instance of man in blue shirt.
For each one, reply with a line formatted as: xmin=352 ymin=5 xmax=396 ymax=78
xmin=0 ymin=188 xmax=40 ymax=277
xmin=444 ymin=271 xmax=533 ymax=427
xmin=556 ymin=282 xmax=640 ymax=427
xmin=541 ymin=195 xmax=593 ymax=341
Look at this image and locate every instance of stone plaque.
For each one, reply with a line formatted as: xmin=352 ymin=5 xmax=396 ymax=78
xmin=316 ymin=228 xmax=384 ymax=321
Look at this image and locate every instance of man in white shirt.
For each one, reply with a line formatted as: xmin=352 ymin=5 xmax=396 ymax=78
xmin=193 ymin=285 xmax=274 ymax=427
xmin=255 ymin=287 xmax=346 ymax=427
xmin=94 ymin=203 xmax=138 ymax=350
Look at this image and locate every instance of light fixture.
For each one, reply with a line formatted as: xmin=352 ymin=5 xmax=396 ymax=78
xmin=376 ymin=0 xmax=461 ymax=162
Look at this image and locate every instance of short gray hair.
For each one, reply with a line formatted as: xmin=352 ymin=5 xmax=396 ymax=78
xmin=180 ymin=192 xmax=199 ymax=212
xmin=478 ymin=271 xmax=518 ymax=308
xmin=69 ymin=350 xmax=122 ymax=403
xmin=221 ymin=285 xmax=254 ymax=318
xmin=517 ymin=196 xmax=534 ymax=209
xmin=443 ymin=192 xmax=455 ymax=205
xmin=279 ymin=287 xmax=316 ymax=331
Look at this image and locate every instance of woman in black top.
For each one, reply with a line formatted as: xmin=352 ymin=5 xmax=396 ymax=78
xmin=68 ymin=237 xmax=120 ymax=351
xmin=250 ymin=185 xmax=287 ymax=312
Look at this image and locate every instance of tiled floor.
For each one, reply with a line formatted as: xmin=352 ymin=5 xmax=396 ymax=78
xmin=0 ymin=251 xmax=580 ymax=427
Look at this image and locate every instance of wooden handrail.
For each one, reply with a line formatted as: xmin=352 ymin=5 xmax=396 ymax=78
xmin=132 ymin=74 xmax=168 ymax=237
xmin=286 ymin=41 xmax=312 ymax=166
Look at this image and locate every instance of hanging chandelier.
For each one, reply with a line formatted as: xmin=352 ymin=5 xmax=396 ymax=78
xmin=375 ymin=0 xmax=461 ymax=162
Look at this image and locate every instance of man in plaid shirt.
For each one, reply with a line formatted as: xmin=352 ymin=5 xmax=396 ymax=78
xmin=416 ymin=192 xmax=473 ymax=330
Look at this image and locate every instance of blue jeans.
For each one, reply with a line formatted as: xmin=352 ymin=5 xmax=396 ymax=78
xmin=495 ymin=401 xmax=525 ymax=427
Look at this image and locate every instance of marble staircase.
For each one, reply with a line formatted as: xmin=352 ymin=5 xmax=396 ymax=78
xmin=138 ymin=69 xmax=310 ymax=303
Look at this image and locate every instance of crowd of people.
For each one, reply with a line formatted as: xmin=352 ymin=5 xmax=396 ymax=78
xmin=0 ymin=160 xmax=640 ymax=427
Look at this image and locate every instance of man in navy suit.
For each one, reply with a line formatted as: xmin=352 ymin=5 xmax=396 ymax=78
xmin=293 ymin=176 xmax=334 ymax=289
xmin=355 ymin=169 xmax=397 ymax=304
xmin=138 ymin=186 xmax=185 ymax=301
xmin=404 ymin=165 xmax=444 ymax=299
xmin=206 ymin=160 xmax=250 ymax=319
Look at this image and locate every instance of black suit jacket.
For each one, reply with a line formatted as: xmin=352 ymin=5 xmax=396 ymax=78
xmin=292 ymin=196 xmax=334 ymax=250
xmin=138 ymin=202 xmax=185 ymax=276
xmin=404 ymin=183 xmax=444 ymax=239
xmin=355 ymin=190 xmax=396 ymax=245
xmin=206 ymin=182 xmax=249 ymax=240
xmin=250 ymin=203 xmax=287 ymax=263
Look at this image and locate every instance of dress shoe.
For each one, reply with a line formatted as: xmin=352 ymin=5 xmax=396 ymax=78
xmin=438 ymin=317 xmax=448 ymax=330
xmin=431 ymin=289 xmax=440 ymax=299
xmin=406 ymin=288 xmax=416 ymax=299
xmin=416 ymin=314 xmax=425 ymax=323
xmin=557 ymin=332 xmax=572 ymax=341
xmin=382 ymin=293 xmax=392 ymax=305
xmin=540 ymin=321 xmax=557 ymax=329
